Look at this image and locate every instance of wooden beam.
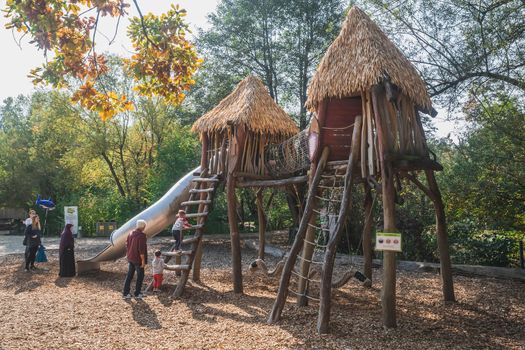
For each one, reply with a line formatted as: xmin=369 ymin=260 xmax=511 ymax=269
xmin=227 ymin=126 xmax=246 ymax=294
xmin=192 ymin=179 xmax=210 ymax=283
xmin=296 ymin=163 xmax=319 ymax=307
xmin=392 ymin=158 xmax=443 ymax=172
xmin=362 ymin=182 xmax=374 ymax=281
xmin=425 ymin=170 xmax=455 ymax=302
xmin=200 ymin=133 xmax=209 ymax=170
xmin=256 ymin=188 xmax=266 ymax=260
xmin=236 ymin=175 xmax=308 ymax=188
xmin=233 ymin=172 xmax=274 ymax=180
xmin=372 ymin=84 xmax=397 ymax=328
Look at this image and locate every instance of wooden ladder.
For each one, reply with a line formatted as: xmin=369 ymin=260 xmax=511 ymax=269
xmin=149 ymin=173 xmax=220 ymax=297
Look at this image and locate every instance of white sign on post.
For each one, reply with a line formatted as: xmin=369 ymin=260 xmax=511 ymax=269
xmin=375 ymin=232 xmax=402 ymax=252
xmin=64 ymin=206 xmax=78 ymax=235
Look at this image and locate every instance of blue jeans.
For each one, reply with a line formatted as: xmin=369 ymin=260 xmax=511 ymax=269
xmin=123 ymin=262 xmax=144 ymax=296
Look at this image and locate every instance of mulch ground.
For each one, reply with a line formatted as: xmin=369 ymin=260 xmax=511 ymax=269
xmin=0 ymin=238 xmax=524 ymax=350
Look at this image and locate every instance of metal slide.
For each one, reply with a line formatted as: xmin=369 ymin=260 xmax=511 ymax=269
xmin=77 ymin=167 xmax=199 ymax=274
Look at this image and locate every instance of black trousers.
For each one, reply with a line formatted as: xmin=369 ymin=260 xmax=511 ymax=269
xmin=25 ymin=246 xmax=38 ymax=269
xmin=123 ymin=262 xmax=144 ymax=296
xmin=172 ymin=230 xmax=182 ymax=250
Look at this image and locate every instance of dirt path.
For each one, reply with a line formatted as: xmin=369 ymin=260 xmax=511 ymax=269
xmin=0 ymin=238 xmax=523 ymax=350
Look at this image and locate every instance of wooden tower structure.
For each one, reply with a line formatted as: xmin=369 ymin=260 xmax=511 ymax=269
xmin=192 ymin=75 xmax=298 ymax=293
xmin=267 ymin=6 xmax=455 ymax=333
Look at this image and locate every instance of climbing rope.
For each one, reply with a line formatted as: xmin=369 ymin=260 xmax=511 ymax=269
xmin=287 ymin=166 xmax=346 ymax=301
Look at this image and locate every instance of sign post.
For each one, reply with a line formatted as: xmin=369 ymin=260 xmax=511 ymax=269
xmin=375 ymin=232 xmax=402 ymax=252
xmin=64 ymin=206 xmax=79 ymax=235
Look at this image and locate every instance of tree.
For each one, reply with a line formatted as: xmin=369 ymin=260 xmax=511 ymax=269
xmin=280 ymin=0 xmax=344 ymax=129
xmin=438 ymin=95 xmax=525 ymax=230
xmin=197 ymin=0 xmax=345 ymax=128
xmin=4 ymin=1 xmax=201 ymax=120
xmin=358 ymin=0 xmax=525 ymax=109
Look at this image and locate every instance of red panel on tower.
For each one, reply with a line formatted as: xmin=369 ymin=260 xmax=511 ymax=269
xmin=320 ymin=97 xmax=362 ymax=161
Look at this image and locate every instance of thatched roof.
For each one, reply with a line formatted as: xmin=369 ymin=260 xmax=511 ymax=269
xmin=192 ymin=75 xmax=298 ymax=136
xmin=306 ymin=6 xmax=432 ymax=111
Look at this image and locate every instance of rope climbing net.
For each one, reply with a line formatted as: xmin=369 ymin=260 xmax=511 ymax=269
xmin=288 ymin=167 xmax=347 ymax=302
xmin=264 ymin=129 xmax=311 ymax=177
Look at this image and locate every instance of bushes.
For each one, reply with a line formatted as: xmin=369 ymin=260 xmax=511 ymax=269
xmin=419 ymin=220 xmax=520 ymax=267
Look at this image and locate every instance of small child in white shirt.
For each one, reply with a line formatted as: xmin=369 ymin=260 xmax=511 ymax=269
xmin=171 ymin=209 xmax=192 ymax=251
xmin=152 ymin=250 xmax=167 ymax=292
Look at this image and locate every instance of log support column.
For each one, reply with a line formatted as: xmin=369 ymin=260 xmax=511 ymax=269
xmin=228 ymin=127 xmax=245 ymax=294
xmin=256 ymin=188 xmax=267 ymax=260
xmin=362 ymin=182 xmax=374 ymax=282
xmin=372 ymin=84 xmax=397 ymax=328
xmin=425 ymin=170 xmax=455 ymax=302
xmin=192 ymin=134 xmax=210 ymax=282
xmin=296 ymin=177 xmax=318 ymax=307
xmin=381 ymin=163 xmax=397 ymax=328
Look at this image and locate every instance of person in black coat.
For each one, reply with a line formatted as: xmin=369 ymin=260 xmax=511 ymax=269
xmin=24 ymin=215 xmax=42 ymax=272
xmin=59 ymin=223 xmax=76 ymax=277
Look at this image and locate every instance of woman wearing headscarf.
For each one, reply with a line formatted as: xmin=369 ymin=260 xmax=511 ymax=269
xmin=59 ymin=223 xmax=76 ymax=277
xmin=24 ymin=215 xmax=41 ymax=271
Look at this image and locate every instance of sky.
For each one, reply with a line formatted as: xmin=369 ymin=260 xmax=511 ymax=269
xmin=0 ymin=0 xmax=457 ymax=139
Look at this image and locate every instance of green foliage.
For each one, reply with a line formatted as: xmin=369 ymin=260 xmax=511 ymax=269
xmin=0 ymin=58 xmax=201 ymax=236
xmin=197 ymin=0 xmax=345 ymax=129
xmin=440 ymin=220 xmax=515 ymax=267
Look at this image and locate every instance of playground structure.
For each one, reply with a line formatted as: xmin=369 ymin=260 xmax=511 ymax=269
xmin=79 ymin=6 xmax=455 ymax=334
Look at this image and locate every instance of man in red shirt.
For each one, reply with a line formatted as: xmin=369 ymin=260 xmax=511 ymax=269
xmin=122 ymin=219 xmax=148 ymax=299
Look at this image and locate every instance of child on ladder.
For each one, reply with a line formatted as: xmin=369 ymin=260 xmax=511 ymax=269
xmin=171 ymin=209 xmax=192 ymax=252
xmin=151 ymin=250 xmax=166 ymax=292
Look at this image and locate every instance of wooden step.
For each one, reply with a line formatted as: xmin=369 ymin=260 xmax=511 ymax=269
xmin=164 ymin=264 xmax=191 ymax=271
xmin=182 ymin=224 xmax=203 ymax=231
xmin=181 ymin=200 xmax=212 ymax=206
xmin=182 ymin=236 xmax=201 ymax=245
xmin=189 ymin=188 xmax=214 ymax=194
xmin=192 ymin=178 xmax=219 ymax=183
xmin=184 ymin=212 xmax=208 ymax=218
xmin=162 ymin=250 xmax=192 ymax=257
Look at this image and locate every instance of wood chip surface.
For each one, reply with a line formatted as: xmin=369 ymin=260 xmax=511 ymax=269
xmin=0 ymin=238 xmax=523 ymax=350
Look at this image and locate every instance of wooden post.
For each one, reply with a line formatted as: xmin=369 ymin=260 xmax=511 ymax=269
xmin=425 ymin=170 xmax=455 ymax=302
xmin=296 ymin=167 xmax=318 ymax=307
xmin=268 ymin=147 xmax=330 ymax=324
xmin=317 ymin=116 xmax=362 ymax=334
xmin=381 ymin=166 xmax=397 ymax=328
xmin=372 ymin=84 xmax=397 ymax=328
xmin=201 ymin=133 xmax=209 ymax=173
xmin=228 ymin=126 xmax=246 ymax=294
xmin=191 ymin=134 xmax=211 ymax=281
xmin=227 ymin=175 xmax=243 ymax=293
xmin=192 ymin=185 xmax=209 ymax=282
xmin=192 ymin=239 xmax=204 ymax=281
xmin=362 ymin=182 xmax=374 ymax=281
xmin=256 ymin=188 xmax=266 ymax=260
